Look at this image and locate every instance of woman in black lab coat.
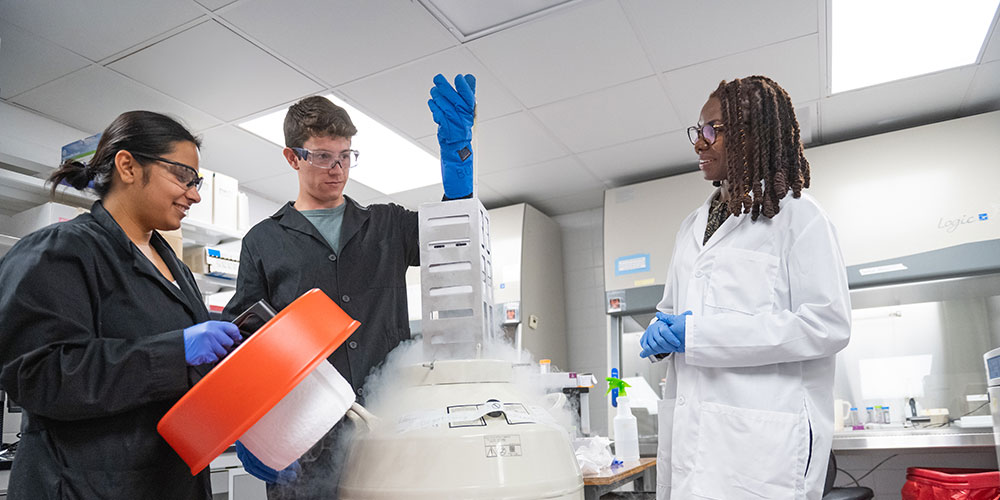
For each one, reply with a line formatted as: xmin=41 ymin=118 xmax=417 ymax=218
xmin=0 ymin=111 xmax=242 ymax=499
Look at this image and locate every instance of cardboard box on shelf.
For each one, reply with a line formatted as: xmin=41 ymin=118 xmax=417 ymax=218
xmin=9 ymin=202 xmax=89 ymax=238
xmin=159 ymin=228 xmax=184 ymax=258
xmin=187 ymin=167 xmax=214 ymax=225
xmin=237 ymin=191 xmax=250 ymax=232
xmin=213 ymin=172 xmax=239 ymax=232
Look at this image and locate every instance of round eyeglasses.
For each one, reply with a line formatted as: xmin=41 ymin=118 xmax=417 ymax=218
xmin=130 ymin=152 xmax=203 ymax=191
xmin=291 ymin=147 xmax=359 ymax=170
xmin=687 ymin=122 xmax=725 ymax=146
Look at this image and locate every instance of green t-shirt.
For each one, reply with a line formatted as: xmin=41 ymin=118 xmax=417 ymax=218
xmin=300 ymin=203 xmax=347 ymax=256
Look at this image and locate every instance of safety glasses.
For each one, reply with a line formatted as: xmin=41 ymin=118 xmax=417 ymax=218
xmin=130 ymin=152 xmax=204 ymax=191
xmin=291 ymin=147 xmax=360 ymax=170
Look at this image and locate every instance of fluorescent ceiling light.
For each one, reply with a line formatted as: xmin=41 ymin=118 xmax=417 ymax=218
xmin=239 ymin=96 xmax=440 ymax=195
xmin=831 ymin=0 xmax=999 ymax=93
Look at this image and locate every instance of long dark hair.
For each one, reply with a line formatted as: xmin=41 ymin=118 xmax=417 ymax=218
xmin=48 ymin=111 xmax=201 ymax=198
xmin=710 ymin=76 xmax=810 ymax=221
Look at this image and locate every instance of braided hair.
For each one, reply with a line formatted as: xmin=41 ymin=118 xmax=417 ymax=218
xmin=710 ymin=76 xmax=809 ymax=221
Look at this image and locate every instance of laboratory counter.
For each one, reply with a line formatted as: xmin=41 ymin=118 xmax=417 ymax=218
xmin=833 ymin=426 xmax=994 ymax=451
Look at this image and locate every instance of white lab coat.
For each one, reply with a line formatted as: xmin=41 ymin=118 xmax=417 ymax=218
xmin=654 ymin=189 xmax=851 ymax=500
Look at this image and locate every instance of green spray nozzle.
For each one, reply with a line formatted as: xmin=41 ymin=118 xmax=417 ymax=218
xmin=605 ymin=377 xmax=631 ymax=397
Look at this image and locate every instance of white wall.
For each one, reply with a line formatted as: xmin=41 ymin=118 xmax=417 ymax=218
xmin=553 ymin=208 xmax=608 ymax=436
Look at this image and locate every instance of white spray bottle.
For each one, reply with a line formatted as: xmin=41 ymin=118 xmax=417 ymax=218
xmin=608 ymin=376 xmax=639 ymax=462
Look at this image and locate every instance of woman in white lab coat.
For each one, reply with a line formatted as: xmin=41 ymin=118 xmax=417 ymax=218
xmin=640 ymin=76 xmax=851 ymax=500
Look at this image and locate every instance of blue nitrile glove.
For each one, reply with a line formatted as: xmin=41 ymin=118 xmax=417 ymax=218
xmin=235 ymin=440 xmax=301 ymax=485
xmin=639 ymin=311 xmax=692 ymax=358
xmin=428 ymin=73 xmax=476 ymax=199
xmin=182 ymin=320 xmax=241 ymax=366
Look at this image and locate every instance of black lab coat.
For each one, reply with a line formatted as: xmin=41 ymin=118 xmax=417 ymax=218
xmin=223 ymin=196 xmax=419 ymax=396
xmin=0 ymin=201 xmax=211 ymax=499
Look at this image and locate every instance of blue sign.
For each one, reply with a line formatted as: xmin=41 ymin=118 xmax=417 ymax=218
xmin=979 ymin=213 xmax=988 ymax=221
xmin=615 ymin=253 xmax=650 ymax=276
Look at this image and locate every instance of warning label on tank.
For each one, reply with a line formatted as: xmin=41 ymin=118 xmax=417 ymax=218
xmin=484 ymin=434 xmax=522 ymax=458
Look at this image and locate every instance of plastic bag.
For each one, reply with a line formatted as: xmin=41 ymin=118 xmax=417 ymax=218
xmin=573 ymin=436 xmax=614 ymax=475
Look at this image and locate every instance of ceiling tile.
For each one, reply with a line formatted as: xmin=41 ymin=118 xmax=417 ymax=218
xmin=577 ymin=130 xmax=696 ymax=186
xmin=110 ymin=21 xmax=321 ymax=121
xmin=467 ymin=0 xmax=654 ymax=108
xmin=338 ymin=47 xmax=523 ymax=140
xmin=474 ymin=112 xmax=569 ymax=174
xmin=242 ymin=171 xmax=299 ymax=204
xmin=11 ymin=66 xmax=220 ymax=133
xmin=0 ymin=0 xmax=203 ymax=61
xmin=661 ymin=35 xmax=823 ymax=125
xmin=528 ymin=187 xmax=605 ymax=217
xmin=472 ymin=182 xmax=513 ymax=209
xmin=531 ymin=76 xmax=680 ymax=153
xmin=820 ymin=66 xmax=978 ymax=143
xmin=982 ymin=17 xmax=1000 ymax=62
xmin=195 ymin=0 xmax=239 ymax=10
xmin=962 ymin=60 xmax=1000 ymax=115
xmin=479 ymin=155 xmax=603 ymax=201
xmin=222 ymin=0 xmax=457 ymax=86
xmin=623 ymin=0 xmax=817 ymax=72
xmin=388 ymin=184 xmax=444 ymax=211
xmin=344 ymin=180 xmax=387 ymax=204
xmin=198 ymin=125 xmax=284 ymax=183
xmin=0 ymin=19 xmax=90 ymax=99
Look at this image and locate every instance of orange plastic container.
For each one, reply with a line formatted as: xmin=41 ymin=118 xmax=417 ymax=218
xmin=901 ymin=467 xmax=1000 ymax=500
xmin=158 ymin=289 xmax=360 ymax=474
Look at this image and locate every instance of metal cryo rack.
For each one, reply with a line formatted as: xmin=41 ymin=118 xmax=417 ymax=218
xmin=418 ymin=198 xmax=495 ymax=359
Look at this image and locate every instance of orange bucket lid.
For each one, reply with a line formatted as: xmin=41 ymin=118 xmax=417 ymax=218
xmin=157 ymin=289 xmax=360 ymax=474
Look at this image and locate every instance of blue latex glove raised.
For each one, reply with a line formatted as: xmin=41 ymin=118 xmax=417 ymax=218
xmin=235 ymin=440 xmax=300 ymax=485
xmin=639 ymin=311 xmax=692 ymax=358
xmin=182 ymin=320 xmax=241 ymax=366
xmin=428 ymin=73 xmax=476 ymax=199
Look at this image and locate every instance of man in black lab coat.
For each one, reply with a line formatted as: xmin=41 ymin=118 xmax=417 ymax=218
xmin=224 ymin=75 xmax=477 ymax=498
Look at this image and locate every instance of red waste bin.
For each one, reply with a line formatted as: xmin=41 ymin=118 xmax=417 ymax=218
xmin=901 ymin=467 xmax=1000 ymax=500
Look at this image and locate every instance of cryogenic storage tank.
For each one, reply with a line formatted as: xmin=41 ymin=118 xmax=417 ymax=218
xmin=339 ymin=359 xmax=583 ymax=499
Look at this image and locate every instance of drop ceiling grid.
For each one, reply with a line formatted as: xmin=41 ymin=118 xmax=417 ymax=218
xmin=336 ymin=46 xmax=525 ymax=141
xmin=619 ymin=0 xmax=819 ymax=73
xmin=530 ymin=76 xmax=682 ymax=154
xmin=0 ymin=19 xmax=92 ymax=100
xmin=465 ymin=0 xmax=655 ymax=109
xmin=108 ymin=20 xmax=323 ymax=122
xmin=0 ymin=0 xmax=205 ymax=61
xmin=10 ymin=65 xmax=221 ymax=133
xmin=660 ymin=35 xmax=823 ymax=127
xmin=219 ymin=0 xmax=458 ymax=88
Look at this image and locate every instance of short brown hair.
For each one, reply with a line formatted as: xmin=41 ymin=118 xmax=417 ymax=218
xmin=283 ymin=96 xmax=358 ymax=148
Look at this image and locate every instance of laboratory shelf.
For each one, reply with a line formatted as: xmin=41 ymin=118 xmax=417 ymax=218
xmin=832 ymin=426 xmax=994 ymax=451
xmin=0 ymin=167 xmax=242 ymax=246
xmin=0 ymin=167 xmax=96 ymax=217
xmin=180 ymin=218 xmax=243 ymax=247
xmin=193 ymin=273 xmax=237 ymax=294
